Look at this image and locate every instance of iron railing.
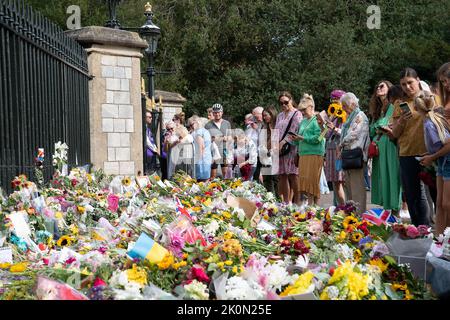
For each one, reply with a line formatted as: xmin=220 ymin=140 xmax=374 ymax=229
xmin=0 ymin=0 xmax=91 ymax=194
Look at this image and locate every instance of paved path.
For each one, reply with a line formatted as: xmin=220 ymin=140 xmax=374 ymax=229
xmin=318 ymin=190 xmax=381 ymax=210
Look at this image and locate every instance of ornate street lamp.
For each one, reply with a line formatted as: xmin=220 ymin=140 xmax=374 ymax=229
xmin=138 ymin=3 xmax=161 ymax=174
xmin=104 ymin=0 xmax=123 ymax=29
xmin=139 ymin=2 xmax=161 ymax=103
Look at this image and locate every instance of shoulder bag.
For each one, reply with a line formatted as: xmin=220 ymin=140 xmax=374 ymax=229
xmin=279 ymin=111 xmax=299 ymax=156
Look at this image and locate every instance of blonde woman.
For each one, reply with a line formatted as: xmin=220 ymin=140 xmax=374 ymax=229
xmin=291 ymin=94 xmax=326 ymax=205
xmin=416 ymin=91 xmax=450 ymax=235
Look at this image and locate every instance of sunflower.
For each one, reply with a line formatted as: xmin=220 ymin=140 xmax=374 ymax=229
xmin=342 ymin=215 xmax=358 ymax=230
xmin=327 ymin=103 xmax=339 ymax=116
xmin=57 ymin=235 xmax=73 ymax=247
xmin=351 ymin=232 xmax=363 ymax=243
xmin=122 ymin=176 xmax=132 ymax=186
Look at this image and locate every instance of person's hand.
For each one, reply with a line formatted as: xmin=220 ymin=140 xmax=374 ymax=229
xmin=291 ymin=135 xmax=303 ymax=141
xmin=326 ymin=121 xmax=335 ymax=130
xmin=400 ymin=110 xmax=413 ymax=123
xmin=420 ymin=155 xmax=434 ymax=167
xmin=239 ymin=161 xmax=247 ymax=169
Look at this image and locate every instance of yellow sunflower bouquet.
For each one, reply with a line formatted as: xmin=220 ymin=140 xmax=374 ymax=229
xmin=327 ymin=103 xmax=347 ymax=123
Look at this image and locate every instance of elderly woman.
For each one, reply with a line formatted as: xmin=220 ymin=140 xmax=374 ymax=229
xmin=291 ymin=94 xmax=326 ymax=205
xmin=167 ymin=121 xmax=194 ymax=179
xmin=330 ymin=93 xmax=369 ymax=214
xmin=187 ymin=115 xmax=212 ymax=182
xmin=229 ymin=129 xmax=258 ymax=181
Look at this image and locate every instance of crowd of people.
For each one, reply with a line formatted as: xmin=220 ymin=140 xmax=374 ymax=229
xmin=144 ymin=62 xmax=450 ymax=234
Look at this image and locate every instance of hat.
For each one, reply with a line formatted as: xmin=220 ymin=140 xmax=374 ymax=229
xmin=330 ymin=90 xmax=346 ymax=100
xmin=212 ymin=103 xmax=223 ymax=112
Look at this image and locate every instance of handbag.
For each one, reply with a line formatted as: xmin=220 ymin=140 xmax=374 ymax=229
xmin=368 ymin=134 xmax=381 ymax=159
xmin=279 ymin=111 xmax=299 ymax=156
xmin=341 ymin=148 xmax=364 ymax=170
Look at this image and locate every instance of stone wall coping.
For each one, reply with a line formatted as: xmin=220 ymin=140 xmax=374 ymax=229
xmin=65 ymin=26 xmax=148 ymax=49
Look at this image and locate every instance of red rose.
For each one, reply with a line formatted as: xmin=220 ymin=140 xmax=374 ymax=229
xmin=93 ymin=277 xmax=107 ymax=287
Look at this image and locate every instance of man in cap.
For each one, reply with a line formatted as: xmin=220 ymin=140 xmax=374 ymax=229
xmin=205 ymin=103 xmax=232 ymax=179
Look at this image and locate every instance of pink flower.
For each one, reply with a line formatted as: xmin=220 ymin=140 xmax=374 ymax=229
xmin=417 ymin=225 xmax=430 ymax=236
xmin=107 ymin=194 xmax=119 ymax=212
xmin=93 ymin=277 xmax=107 ymax=287
xmin=190 ymin=266 xmax=210 ymax=283
xmin=406 ymin=225 xmax=420 ymax=239
xmin=65 ymin=257 xmax=76 ymax=265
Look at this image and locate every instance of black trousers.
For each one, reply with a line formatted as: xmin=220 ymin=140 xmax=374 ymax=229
xmin=253 ymin=158 xmax=262 ymax=183
xmin=399 ymin=156 xmax=430 ymax=226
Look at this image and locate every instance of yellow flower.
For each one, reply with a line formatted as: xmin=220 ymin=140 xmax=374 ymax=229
xmin=232 ymin=266 xmax=238 ymax=274
xmin=337 ymin=231 xmax=347 ymax=242
xmin=157 ymin=253 xmax=175 ymax=270
xmin=173 ymin=261 xmax=187 ymax=270
xmin=57 ymin=235 xmax=73 ymax=247
xmin=222 ymin=211 xmax=232 ymax=219
xmin=280 ymin=271 xmax=315 ymax=297
xmin=122 ymin=177 xmax=131 ymax=186
xmin=353 ymin=249 xmax=362 ymax=262
xmin=217 ymin=262 xmax=225 ymax=268
xmin=328 ymin=261 xmax=369 ymax=300
xmin=77 ymin=206 xmax=86 ymax=214
xmin=224 ymin=260 xmax=233 ymax=266
xmin=223 ymin=231 xmax=234 ymax=240
xmin=9 ymin=262 xmax=28 ymax=273
xmin=0 ymin=263 xmax=11 ymax=269
xmin=351 ymin=232 xmax=363 ymax=243
xmin=369 ymin=258 xmax=388 ymax=273
xmin=69 ymin=224 xmax=79 ymax=235
xmin=222 ymin=239 xmax=243 ymax=257
xmin=126 ymin=264 xmax=148 ymax=286
xmin=343 ymin=216 xmax=358 ymax=230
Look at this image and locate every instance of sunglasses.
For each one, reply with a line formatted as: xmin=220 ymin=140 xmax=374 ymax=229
xmin=279 ymin=100 xmax=290 ymax=106
xmin=377 ymin=84 xmax=386 ymax=90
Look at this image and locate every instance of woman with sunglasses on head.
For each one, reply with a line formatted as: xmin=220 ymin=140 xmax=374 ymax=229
xmin=368 ymin=81 xmax=403 ymax=215
xmin=274 ymin=91 xmax=303 ymax=204
xmin=391 ymin=68 xmax=430 ymax=226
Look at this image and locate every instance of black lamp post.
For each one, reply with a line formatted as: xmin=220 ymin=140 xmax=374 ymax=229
xmin=139 ymin=3 xmax=161 ymax=174
xmin=104 ymin=0 xmax=123 ymax=29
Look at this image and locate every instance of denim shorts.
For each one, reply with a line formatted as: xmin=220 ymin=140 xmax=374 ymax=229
xmin=436 ymin=156 xmax=450 ymax=180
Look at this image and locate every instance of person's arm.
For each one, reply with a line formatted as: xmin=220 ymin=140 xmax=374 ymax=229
xmin=302 ymin=120 xmax=322 ymax=144
xmin=340 ymin=113 xmax=364 ymax=148
xmin=420 ymin=142 xmax=450 ymax=166
xmin=196 ymin=135 xmax=205 ymax=157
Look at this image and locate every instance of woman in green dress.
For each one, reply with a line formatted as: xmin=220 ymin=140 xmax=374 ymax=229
xmin=369 ymin=81 xmax=402 ymax=212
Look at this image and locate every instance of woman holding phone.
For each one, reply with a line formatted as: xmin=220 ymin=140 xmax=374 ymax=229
xmin=391 ymin=68 xmax=430 ymax=226
xmin=369 ymin=81 xmax=403 ymax=214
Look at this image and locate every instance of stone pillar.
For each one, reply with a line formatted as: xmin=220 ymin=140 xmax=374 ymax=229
xmin=66 ymin=27 xmax=147 ymax=176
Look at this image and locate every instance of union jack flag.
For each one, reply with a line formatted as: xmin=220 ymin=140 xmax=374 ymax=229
xmin=362 ymin=208 xmax=398 ymax=226
xmin=175 ymin=197 xmax=191 ymax=220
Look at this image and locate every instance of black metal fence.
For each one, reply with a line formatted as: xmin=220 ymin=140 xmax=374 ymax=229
xmin=0 ymin=0 xmax=91 ymax=194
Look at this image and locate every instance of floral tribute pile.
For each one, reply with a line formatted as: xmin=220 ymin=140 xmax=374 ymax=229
xmin=0 ymin=145 xmax=436 ymax=300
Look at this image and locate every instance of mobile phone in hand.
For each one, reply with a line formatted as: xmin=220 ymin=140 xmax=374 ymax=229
xmin=400 ymin=102 xmax=411 ymax=114
xmin=288 ymin=131 xmax=300 ymax=137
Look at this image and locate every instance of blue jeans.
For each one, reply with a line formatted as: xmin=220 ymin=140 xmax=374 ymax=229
xmin=437 ymin=156 xmax=450 ymax=181
xmin=399 ymin=156 xmax=430 ymax=226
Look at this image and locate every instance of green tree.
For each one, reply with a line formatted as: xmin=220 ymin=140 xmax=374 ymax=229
xmin=25 ymin=0 xmax=450 ymax=124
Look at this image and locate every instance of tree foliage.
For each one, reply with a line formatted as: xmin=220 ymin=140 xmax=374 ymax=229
xmin=25 ymin=0 xmax=450 ymax=125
